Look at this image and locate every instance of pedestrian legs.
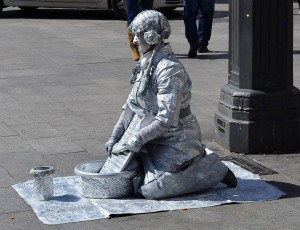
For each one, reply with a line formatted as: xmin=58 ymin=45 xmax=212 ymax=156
xmin=183 ymin=0 xmax=200 ymax=57
xmin=183 ymin=0 xmax=215 ymax=57
xmin=183 ymin=0 xmax=200 ymax=45
xmin=125 ymin=0 xmax=139 ymax=25
xmin=198 ymin=0 xmax=215 ymax=50
xmin=140 ymin=0 xmax=154 ymax=12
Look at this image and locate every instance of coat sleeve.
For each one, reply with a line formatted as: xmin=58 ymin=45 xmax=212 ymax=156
xmin=154 ymin=59 xmax=187 ymax=127
xmin=135 ymin=60 xmax=188 ymax=144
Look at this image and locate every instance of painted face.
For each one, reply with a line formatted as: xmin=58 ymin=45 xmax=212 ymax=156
xmin=133 ymin=33 xmax=152 ymax=54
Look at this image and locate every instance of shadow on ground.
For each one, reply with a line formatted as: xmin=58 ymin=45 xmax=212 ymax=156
xmin=176 ymin=51 xmax=229 ymax=60
xmin=267 ymin=181 xmax=300 ymax=198
xmin=294 ymin=50 xmax=300 ymax=55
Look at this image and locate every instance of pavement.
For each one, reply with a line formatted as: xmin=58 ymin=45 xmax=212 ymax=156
xmin=0 ymin=2 xmax=300 ymax=230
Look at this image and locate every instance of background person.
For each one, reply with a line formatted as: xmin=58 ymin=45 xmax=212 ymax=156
xmin=183 ymin=0 xmax=215 ymax=58
xmin=125 ymin=0 xmax=154 ymax=61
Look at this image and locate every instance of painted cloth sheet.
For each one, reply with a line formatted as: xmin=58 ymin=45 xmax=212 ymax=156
xmin=12 ymin=162 xmax=285 ymax=225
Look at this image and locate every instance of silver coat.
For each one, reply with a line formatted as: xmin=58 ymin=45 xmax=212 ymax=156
xmin=121 ymin=44 xmax=228 ymax=199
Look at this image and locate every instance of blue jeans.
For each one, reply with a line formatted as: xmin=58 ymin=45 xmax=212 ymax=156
xmin=125 ymin=0 xmax=154 ymax=25
xmin=183 ymin=0 xmax=215 ymax=47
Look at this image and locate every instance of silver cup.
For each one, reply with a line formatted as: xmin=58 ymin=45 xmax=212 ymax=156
xmin=30 ymin=166 xmax=55 ymax=201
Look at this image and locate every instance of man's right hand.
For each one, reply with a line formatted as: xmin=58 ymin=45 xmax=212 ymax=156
xmin=105 ymin=136 xmax=118 ymax=156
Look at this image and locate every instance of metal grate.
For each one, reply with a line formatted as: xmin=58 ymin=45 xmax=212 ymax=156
xmin=220 ymin=155 xmax=278 ymax=175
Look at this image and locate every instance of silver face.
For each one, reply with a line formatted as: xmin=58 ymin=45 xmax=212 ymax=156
xmin=133 ymin=33 xmax=152 ymax=55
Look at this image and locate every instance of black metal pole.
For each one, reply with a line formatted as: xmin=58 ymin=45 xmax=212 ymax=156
xmin=215 ymin=0 xmax=300 ymax=153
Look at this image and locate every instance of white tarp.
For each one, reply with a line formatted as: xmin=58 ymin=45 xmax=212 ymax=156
xmin=12 ymin=162 xmax=285 ymax=225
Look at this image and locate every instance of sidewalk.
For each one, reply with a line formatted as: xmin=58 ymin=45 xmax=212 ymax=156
xmin=0 ymin=3 xmax=299 ymax=230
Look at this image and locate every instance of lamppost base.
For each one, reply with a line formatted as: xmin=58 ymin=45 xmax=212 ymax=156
xmin=215 ymin=84 xmax=300 ymax=153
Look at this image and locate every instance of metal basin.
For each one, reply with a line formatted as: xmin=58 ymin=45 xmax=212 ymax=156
xmin=74 ymin=160 xmax=137 ymax=199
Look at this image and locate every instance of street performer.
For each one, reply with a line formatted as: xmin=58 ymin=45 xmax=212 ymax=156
xmin=105 ymin=10 xmax=237 ymax=199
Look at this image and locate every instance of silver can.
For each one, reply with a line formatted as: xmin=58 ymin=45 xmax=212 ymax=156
xmin=30 ymin=166 xmax=55 ymax=201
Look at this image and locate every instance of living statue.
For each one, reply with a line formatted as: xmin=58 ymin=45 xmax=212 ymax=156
xmin=105 ymin=10 xmax=237 ymax=200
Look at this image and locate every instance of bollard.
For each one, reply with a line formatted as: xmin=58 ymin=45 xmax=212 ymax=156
xmin=215 ymin=0 xmax=300 ymax=153
xmin=30 ymin=166 xmax=55 ymax=201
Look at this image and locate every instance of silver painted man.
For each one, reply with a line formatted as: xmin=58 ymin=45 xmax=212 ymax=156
xmin=105 ymin=10 xmax=237 ymax=199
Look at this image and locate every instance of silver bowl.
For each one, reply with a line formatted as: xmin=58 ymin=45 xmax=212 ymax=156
xmin=74 ymin=160 xmax=137 ymax=199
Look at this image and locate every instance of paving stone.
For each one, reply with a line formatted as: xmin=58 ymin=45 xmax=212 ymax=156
xmin=225 ymin=200 xmax=300 ymax=228
xmin=0 ymin=212 xmax=59 ymax=230
xmin=90 ymin=76 xmax=131 ymax=93
xmin=184 ymin=205 xmax=251 ymax=230
xmin=0 ymin=67 xmax=58 ymax=78
xmin=54 ymin=123 xmax=102 ymax=141
xmin=42 ymin=152 xmax=96 ymax=177
xmin=26 ymin=102 xmax=71 ymax=115
xmin=8 ymin=87 xmax=56 ymax=104
xmin=0 ymin=101 xmax=32 ymax=118
xmin=43 ymin=49 xmax=101 ymax=66
xmin=0 ymin=151 xmax=46 ymax=182
xmin=81 ymin=113 xmax=121 ymax=138
xmin=0 ymin=136 xmax=34 ymax=154
xmin=0 ymin=187 xmax=31 ymax=214
xmin=4 ymin=81 xmax=55 ymax=96
xmin=14 ymin=74 xmax=61 ymax=86
xmin=28 ymin=137 xmax=85 ymax=155
xmin=0 ymin=122 xmax=18 ymax=137
xmin=247 ymin=154 xmax=300 ymax=181
xmin=37 ymin=113 xmax=89 ymax=128
xmin=0 ymin=166 xmax=16 ymax=187
xmin=87 ymin=93 xmax=127 ymax=106
xmin=59 ymin=99 xmax=108 ymax=115
xmin=0 ymin=111 xmax=44 ymax=126
xmin=279 ymin=197 xmax=300 ymax=212
xmin=11 ymin=123 xmax=63 ymax=140
xmin=37 ymin=85 xmax=77 ymax=99
xmin=91 ymin=103 xmax=124 ymax=115
xmin=74 ymin=138 xmax=108 ymax=157
xmin=57 ymin=218 xmax=124 ymax=230
xmin=58 ymin=78 xmax=96 ymax=87
xmin=54 ymin=63 xmax=111 ymax=75
xmin=187 ymin=220 xmax=258 ymax=230
xmin=184 ymin=199 xmax=241 ymax=220
xmin=114 ymin=212 xmax=193 ymax=230
xmin=0 ymin=91 xmax=16 ymax=103
xmin=190 ymin=93 xmax=218 ymax=106
xmin=52 ymin=93 xmax=92 ymax=103
xmin=70 ymin=84 xmax=118 ymax=95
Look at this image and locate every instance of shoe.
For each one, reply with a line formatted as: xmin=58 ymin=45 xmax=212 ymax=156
xmin=221 ymin=168 xmax=237 ymax=188
xmin=188 ymin=42 xmax=198 ymax=58
xmin=198 ymin=46 xmax=209 ymax=53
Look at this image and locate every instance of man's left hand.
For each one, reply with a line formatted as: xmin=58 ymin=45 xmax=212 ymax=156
xmin=126 ymin=136 xmax=143 ymax=153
